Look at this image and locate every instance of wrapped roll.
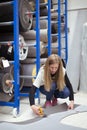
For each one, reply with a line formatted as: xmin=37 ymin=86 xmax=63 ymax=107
xmin=25 ymin=40 xmax=46 ymax=58
xmin=1 ymin=73 xmax=13 ymax=94
xmin=0 ymin=34 xmax=28 ymax=61
xmin=21 ymin=58 xmax=47 ymax=87
xmin=21 ymin=29 xmax=57 ymax=43
xmin=0 ymin=0 xmax=33 ymax=32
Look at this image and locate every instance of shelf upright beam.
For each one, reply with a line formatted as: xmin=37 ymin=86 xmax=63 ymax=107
xmin=48 ymin=0 xmax=52 ymax=56
xmin=65 ymin=0 xmax=68 ymax=62
xmin=13 ymin=0 xmax=20 ymax=113
xmin=58 ymin=0 xmax=61 ymax=57
xmin=35 ymin=0 xmax=40 ymax=99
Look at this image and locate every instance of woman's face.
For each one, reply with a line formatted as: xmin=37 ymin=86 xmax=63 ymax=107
xmin=49 ymin=63 xmax=59 ymax=75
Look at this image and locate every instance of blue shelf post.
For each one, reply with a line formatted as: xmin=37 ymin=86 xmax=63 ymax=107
xmin=13 ymin=0 xmax=20 ymax=114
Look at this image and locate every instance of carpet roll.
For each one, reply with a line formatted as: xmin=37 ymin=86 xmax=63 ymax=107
xmin=21 ymin=58 xmax=47 ymax=87
xmin=25 ymin=40 xmax=46 ymax=58
xmin=21 ymin=29 xmax=57 ymax=43
xmin=0 ymin=0 xmax=33 ymax=32
xmin=10 ymin=64 xmax=24 ymax=91
xmin=0 ymin=34 xmax=28 ymax=61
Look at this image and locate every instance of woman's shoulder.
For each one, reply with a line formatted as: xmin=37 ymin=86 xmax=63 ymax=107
xmin=39 ymin=65 xmax=45 ymax=72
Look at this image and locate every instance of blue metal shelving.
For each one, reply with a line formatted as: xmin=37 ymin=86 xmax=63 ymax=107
xmin=19 ymin=0 xmax=40 ymax=99
xmin=0 ymin=0 xmax=68 ymax=115
xmin=47 ymin=0 xmax=68 ymax=62
xmin=0 ymin=0 xmax=20 ymax=116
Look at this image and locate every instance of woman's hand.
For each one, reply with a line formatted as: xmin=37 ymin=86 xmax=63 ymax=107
xmin=68 ymin=100 xmax=74 ymax=110
xmin=31 ymin=105 xmax=42 ymax=115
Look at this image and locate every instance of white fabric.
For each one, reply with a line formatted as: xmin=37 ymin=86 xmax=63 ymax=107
xmin=66 ymin=10 xmax=87 ymax=92
xmin=79 ymin=23 xmax=87 ymax=92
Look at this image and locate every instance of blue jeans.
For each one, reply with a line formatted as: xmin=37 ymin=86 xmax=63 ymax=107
xmin=39 ymin=83 xmax=70 ymax=101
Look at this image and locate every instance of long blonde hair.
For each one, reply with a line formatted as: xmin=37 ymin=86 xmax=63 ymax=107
xmin=44 ymin=54 xmax=65 ymax=91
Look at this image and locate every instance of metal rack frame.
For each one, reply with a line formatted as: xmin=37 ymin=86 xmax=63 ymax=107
xmin=0 ymin=0 xmax=20 ymax=116
xmin=0 ymin=0 xmax=68 ymax=116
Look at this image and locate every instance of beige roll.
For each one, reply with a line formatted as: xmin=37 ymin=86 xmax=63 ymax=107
xmin=32 ymin=19 xmax=48 ymax=29
xmin=21 ymin=29 xmax=57 ymax=43
xmin=20 ymin=58 xmax=47 ymax=65
xmin=42 ymin=42 xmax=65 ymax=59
xmin=25 ymin=40 xmax=46 ymax=58
xmin=21 ymin=58 xmax=47 ymax=87
xmin=9 ymin=64 xmax=24 ymax=91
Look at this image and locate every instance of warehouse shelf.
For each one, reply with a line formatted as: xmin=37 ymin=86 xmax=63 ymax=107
xmin=0 ymin=0 xmax=68 ymax=116
xmin=0 ymin=0 xmax=19 ymax=117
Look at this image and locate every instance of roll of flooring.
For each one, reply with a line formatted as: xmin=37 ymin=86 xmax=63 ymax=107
xmin=21 ymin=63 xmax=35 ymax=87
xmin=19 ymin=35 xmax=28 ymax=61
xmin=9 ymin=64 xmax=24 ymax=91
xmin=0 ymin=57 xmax=5 ymax=69
xmin=25 ymin=40 xmax=46 ymax=58
xmin=20 ymin=57 xmax=47 ymax=65
xmin=1 ymin=73 xmax=13 ymax=94
xmin=32 ymin=19 xmax=58 ymax=33
xmin=21 ymin=29 xmax=57 ymax=43
xmin=0 ymin=0 xmax=33 ymax=32
xmin=21 ymin=58 xmax=47 ymax=87
xmin=0 ymin=34 xmax=28 ymax=61
xmin=41 ymin=42 xmax=65 ymax=59
xmin=32 ymin=19 xmax=48 ymax=29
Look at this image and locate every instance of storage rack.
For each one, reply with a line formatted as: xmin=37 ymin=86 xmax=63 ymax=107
xmin=19 ymin=0 xmax=40 ymax=100
xmin=0 ymin=0 xmax=68 ymax=116
xmin=0 ymin=0 xmax=19 ymax=116
xmin=47 ymin=0 xmax=68 ymax=62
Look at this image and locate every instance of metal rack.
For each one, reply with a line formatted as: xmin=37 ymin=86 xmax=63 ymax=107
xmin=47 ymin=0 xmax=68 ymax=62
xmin=0 ymin=0 xmax=68 ymax=116
xmin=0 ymin=0 xmax=19 ymax=117
xmin=19 ymin=0 xmax=40 ymax=99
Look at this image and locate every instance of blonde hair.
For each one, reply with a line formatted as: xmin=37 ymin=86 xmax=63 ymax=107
xmin=44 ymin=54 xmax=65 ymax=91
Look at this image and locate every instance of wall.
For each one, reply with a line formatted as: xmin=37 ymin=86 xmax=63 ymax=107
xmin=67 ymin=0 xmax=87 ymax=92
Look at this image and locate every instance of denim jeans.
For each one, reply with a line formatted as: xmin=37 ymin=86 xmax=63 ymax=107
xmin=39 ymin=83 xmax=70 ymax=101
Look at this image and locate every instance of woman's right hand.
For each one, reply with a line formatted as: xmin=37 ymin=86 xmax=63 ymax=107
xmin=31 ymin=105 xmax=41 ymax=115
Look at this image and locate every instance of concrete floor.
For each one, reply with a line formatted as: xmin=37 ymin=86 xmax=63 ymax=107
xmin=0 ymin=91 xmax=87 ymax=129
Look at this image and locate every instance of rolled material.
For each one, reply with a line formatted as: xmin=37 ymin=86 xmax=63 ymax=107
xmin=41 ymin=42 xmax=65 ymax=59
xmin=0 ymin=34 xmax=28 ymax=61
xmin=20 ymin=58 xmax=47 ymax=65
xmin=1 ymin=73 xmax=13 ymax=94
xmin=19 ymin=35 xmax=28 ymax=61
xmin=21 ymin=29 xmax=57 ymax=43
xmin=32 ymin=19 xmax=48 ymax=29
xmin=0 ymin=64 xmax=24 ymax=92
xmin=0 ymin=0 xmax=33 ymax=32
xmin=21 ymin=58 xmax=47 ymax=87
xmin=25 ymin=40 xmax=46 ymax=58
xmin=10 ymin=64 xmax=24 ymax=91
xmin=32 ymin=19 xmax=59 ymax=33
xmin=0 ymin=57 xmax=5 ymax=69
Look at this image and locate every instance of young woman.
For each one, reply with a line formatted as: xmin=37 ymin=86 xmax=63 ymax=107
xmin=29 ymin=54 xmax=74 ymax=115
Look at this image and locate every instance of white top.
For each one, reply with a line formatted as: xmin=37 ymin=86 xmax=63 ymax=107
xmin=33 ymin=66 xmax=66 ymax=88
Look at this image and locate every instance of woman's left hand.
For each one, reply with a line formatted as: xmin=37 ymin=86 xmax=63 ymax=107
xmin=68 ymin=100 xmax=74 ymax=110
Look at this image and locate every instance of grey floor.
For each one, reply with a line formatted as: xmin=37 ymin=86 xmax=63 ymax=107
xmin=0 ymin=91 xmax=87 ymax=129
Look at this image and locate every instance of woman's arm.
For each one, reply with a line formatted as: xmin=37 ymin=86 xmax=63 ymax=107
xmin=64 ymin=73 xmax=74 ymax=109
xmin=29 ymin=85 xmax=36 ymax=106
xmin=29 ymin=85 xmax=42 ymax=115
xmin=64 ymin=73 xmax=74 ymax=101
